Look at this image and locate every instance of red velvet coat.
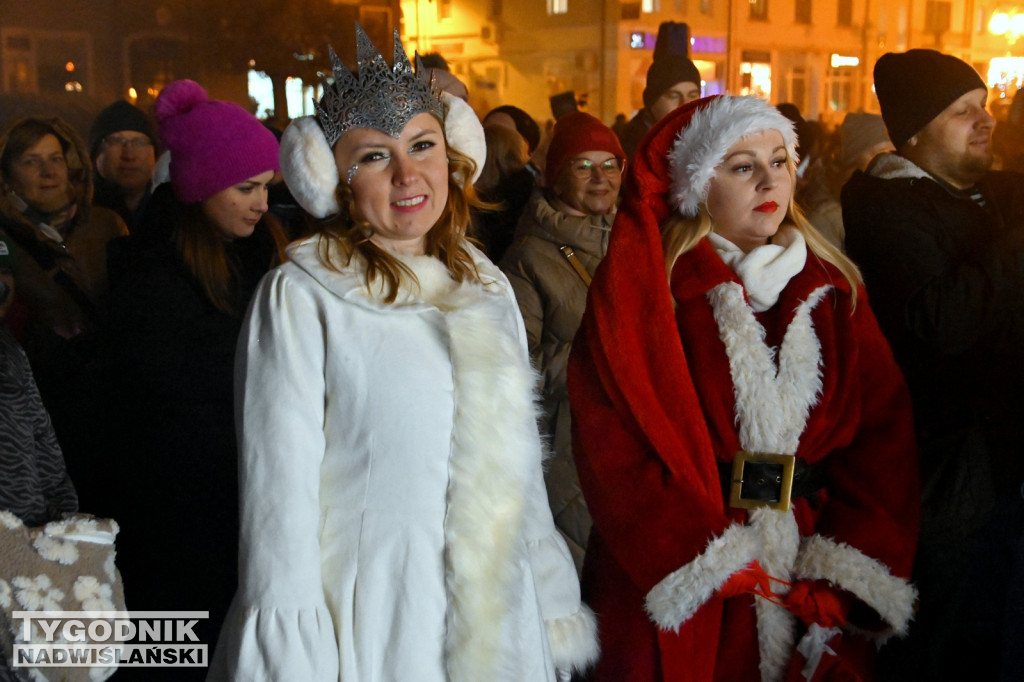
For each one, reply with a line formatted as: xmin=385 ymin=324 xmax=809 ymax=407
xmin=567 ymin=104 xmax=919 ymax=682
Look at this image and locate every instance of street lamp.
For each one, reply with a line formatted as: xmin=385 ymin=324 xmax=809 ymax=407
xmin=989 ymin=11 xmax=1024 ymax=44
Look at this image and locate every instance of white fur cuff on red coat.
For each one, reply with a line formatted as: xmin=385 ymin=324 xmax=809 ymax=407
xmin=644 ymin=522 xmax=760 ymax=631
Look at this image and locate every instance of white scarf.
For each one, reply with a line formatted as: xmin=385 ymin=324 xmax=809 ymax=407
xmin=707 ymin=227 xmax=807 ymax=312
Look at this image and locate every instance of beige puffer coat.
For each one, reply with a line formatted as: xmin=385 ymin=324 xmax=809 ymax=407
xmin=499 ymin=191 xmax=612 ymax=574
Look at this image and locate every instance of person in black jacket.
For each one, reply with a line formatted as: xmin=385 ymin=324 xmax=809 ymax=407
xmin=102 ymin=79 xmax=284 ymax=680
xmin=841 ymin=49 xmax=1024 ymax=682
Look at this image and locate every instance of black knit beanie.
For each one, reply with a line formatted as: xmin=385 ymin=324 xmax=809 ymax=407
xmin=643 ymin=56 xmax=702 ymax=110
xmin=873 ymin=49 xmax=986 ymax=151
xmin=89 ymin=100 xmax=156 ymax=159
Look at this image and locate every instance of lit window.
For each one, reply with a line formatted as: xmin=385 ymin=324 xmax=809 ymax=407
xmin=642 ymin=0 xmax=660 ymax=12
xmin=548 ymin=0 xmax=568 ymax=15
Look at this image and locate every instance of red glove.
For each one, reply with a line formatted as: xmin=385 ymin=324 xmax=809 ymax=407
xmin=718 ymin=560 xmax=777 ymax=600
xmin=783 ymin=580 xmax=854 ymax=628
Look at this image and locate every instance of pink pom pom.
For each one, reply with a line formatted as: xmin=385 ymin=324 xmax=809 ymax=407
xmin=154 ymin=79 xmax=209 ymax=123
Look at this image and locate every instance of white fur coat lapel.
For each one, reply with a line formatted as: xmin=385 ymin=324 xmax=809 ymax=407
xmin=409 ymin=257 xmax=537 ymax=681
xmin=707 ymin=281 xmax=830 ymax=682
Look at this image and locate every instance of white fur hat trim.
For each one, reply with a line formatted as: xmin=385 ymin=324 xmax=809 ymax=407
xmin=279 ymin=94 xmax=485 ymax=219
xmin=668 ymin=95 xmax=798 ymax=218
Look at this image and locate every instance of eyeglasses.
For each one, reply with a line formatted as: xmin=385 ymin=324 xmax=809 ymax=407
xmin=103 ymin=135 xmax=153 ymax=150
xmin=569 ymin=157 xmax=623 ymax=180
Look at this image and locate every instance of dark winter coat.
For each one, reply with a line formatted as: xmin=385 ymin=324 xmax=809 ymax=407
xmin=0 ymin=118 xmax=128 ymax=513
xmin=841 ymin=152 xmax=1024 ymax=681
xmin=101 ymin=183 xmax=281 ymax=679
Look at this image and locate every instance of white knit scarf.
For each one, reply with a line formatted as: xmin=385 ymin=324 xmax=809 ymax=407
xmin=707 ymin=227 xmax=806 ymax=312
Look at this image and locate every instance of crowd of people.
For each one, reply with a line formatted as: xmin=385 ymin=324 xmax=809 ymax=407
xmin=0 ymin=18 xmax=1021 ymax=682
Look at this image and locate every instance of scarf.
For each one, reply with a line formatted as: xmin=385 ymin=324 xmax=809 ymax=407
xmin=6 ymin=191 xmax=77 ymax=245
xmin=708 ymin=227 xmax=807 ymax=312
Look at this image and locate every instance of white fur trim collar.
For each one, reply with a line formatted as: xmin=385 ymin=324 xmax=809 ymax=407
xmin=669 ymin=96 xmax=798 ymax=217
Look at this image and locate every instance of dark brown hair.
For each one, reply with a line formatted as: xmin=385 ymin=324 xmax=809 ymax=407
xmin=174 ymin=204 xmax=287 ymax=315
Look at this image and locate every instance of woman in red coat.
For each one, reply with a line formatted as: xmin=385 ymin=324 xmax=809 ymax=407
xmin=568 ymin=95 xmax=920 ymax=681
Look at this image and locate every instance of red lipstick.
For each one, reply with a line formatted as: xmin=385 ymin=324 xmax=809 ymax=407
xmin=754 ymin=201 xmax=778 ymax=213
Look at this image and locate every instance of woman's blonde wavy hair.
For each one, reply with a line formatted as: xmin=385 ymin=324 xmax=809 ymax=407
xmin=661 ymin=152 xmax=862 ymax=307
xmin=314 ymin=139 xmax=482 ymax=304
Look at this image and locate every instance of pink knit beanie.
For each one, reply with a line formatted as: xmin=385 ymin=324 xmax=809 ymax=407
xmin=155 ymin=79 xmax=280 ymax=203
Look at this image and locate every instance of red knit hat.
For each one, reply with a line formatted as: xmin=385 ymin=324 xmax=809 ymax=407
xmin=155 ymin=79 xmax=280 ymax=203
xmin=544 ymin=112 xmax=625 ymax=185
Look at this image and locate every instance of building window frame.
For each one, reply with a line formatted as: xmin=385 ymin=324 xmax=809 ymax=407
xmin=750 ymin=0 xmax=768 ymax=22
xmin=2 ymin=28 xmax=92 ymax=96
xmin=837 ymin=0 xmax=853 ymax=26
xmin=795 ymin=0 xmax=812 ymax=24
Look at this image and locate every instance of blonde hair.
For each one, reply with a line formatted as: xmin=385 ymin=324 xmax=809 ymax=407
xmin=316 ymin=143 xmax=482 ymax=304
xmin=661 ymin=156 xmax=862 ymax=307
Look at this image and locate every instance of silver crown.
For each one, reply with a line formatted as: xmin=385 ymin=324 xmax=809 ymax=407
xmin=314 ymin=25 xmax=445 ymax=147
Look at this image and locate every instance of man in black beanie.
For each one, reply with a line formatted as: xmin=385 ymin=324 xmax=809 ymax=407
xmin=841 ymin=49 xmax=1024 ymax=682
xmin=618 ymin=22 xmax=701 ymax=159
xmin=89 ymin=100 xmax=157 ymax=229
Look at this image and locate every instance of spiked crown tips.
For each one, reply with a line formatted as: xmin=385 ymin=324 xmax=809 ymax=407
xmin=314 ymin=24 xmax=445 ymax=147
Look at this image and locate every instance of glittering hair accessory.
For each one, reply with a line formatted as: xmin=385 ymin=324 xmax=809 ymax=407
xmin=314 ymin=24 xmax=445 ymax=147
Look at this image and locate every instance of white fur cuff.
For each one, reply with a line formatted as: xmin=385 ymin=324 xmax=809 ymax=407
xmin=793 ymin=534 xmax=917 ymax=637
xmin=546 ymin=604 xmax=600 ymax=673
xmin=644 ymin=522 xmax=760 ymax=631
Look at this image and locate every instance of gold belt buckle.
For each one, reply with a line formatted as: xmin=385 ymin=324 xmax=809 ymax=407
xmin=729 ymin=451 xmax=795 ymax=512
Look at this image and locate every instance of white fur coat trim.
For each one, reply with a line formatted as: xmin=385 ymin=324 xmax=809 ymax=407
xmin=867 ymin=151 xmax=932 ymax=182
xmin=411 ymin=257 xmax=535 ymax=681
xmin=643 ymin=507 xmax=800 ymax=631
xmin=669 ymin=96 xmax=798 ymax=217
xmin=793 ymin=534 xmax=917 ymax=639
xmin=709 ymin=282 xmax=828 ymax=455
xmin=645 ymin=519 xmax=760 ymax=630
xmin=713 ymin=280 xmax=829 ymax=681
xmin=546 ymin=603 xmax=600 ymax=672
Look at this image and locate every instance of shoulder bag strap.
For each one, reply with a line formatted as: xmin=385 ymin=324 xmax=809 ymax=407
xmin=559 ymin=245 xmax=592 ymax=287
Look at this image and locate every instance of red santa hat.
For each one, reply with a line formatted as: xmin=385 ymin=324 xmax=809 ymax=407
xmin=667 ymin=95 xmax=798 ymax=217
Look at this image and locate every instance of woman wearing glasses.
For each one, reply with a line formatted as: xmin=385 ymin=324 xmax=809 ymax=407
xmin=499 ymin=111 xmax=625 ymax=574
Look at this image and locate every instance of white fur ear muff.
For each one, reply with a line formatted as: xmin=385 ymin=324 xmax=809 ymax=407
xmin=280 ymin=115 xmax=340 ymax=219
xmin=442 ymin=92 xmax=486 ymax=186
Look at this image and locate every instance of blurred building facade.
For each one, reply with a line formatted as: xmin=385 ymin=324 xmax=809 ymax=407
xmin=402 ymin=0 xmax=1024 ymax=127
xmin=2 ymin=0 xmax=1023 ymax=134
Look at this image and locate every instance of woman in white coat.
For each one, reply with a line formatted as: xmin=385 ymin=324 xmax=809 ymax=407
xmin=209 ymin=26 xmax=598 ymax=682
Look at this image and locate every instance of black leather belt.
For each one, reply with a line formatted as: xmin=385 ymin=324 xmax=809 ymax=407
xmin=718 ymin=452 xmax=826 ymax=512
